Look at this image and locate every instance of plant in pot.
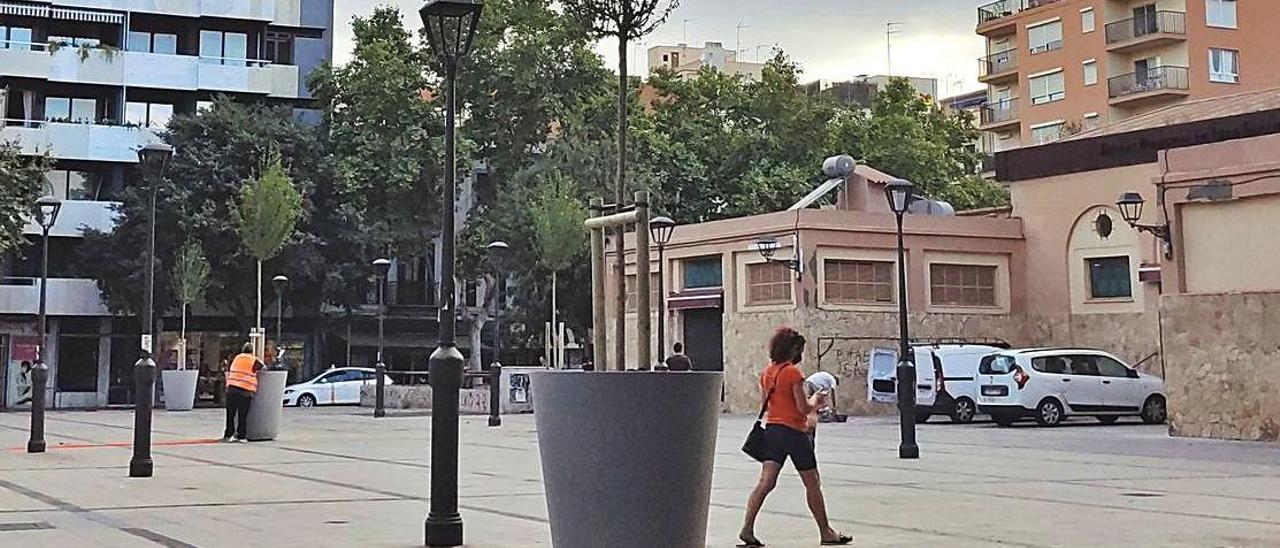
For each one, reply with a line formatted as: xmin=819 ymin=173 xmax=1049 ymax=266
xmin=163 ymin=239 xmax=208 ymax=411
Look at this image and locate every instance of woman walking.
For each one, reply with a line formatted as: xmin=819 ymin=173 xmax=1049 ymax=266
xmin=740 ymin=327 xmax=852 ymax=546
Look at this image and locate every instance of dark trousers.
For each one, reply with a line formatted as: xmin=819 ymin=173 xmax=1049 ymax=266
xmin=224 ymin=386 xmax=253 ymax=439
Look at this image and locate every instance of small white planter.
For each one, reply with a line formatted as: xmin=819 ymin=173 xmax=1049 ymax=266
xmin=531 ymin=371 xmax=723 ymax=548
xmin=246 ymin=370 xmax=288 ymax=441
xmin=161 ymin=370 xmax=198 ymax=411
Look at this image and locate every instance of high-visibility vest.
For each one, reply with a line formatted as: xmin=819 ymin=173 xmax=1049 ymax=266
xmin=226 ymin=353 xmax=259 ymax=392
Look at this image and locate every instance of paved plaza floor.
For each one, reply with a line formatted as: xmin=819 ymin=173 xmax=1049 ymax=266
xmin=1 ymin=407 xmax=1278 ymax=547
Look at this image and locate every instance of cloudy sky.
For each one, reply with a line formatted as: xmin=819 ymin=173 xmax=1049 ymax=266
xmin=334 ymin=0 xmax=987 ymax=98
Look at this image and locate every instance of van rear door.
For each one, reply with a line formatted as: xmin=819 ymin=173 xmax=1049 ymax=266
xmin=867 ymin=347 xmax=899 ymax=403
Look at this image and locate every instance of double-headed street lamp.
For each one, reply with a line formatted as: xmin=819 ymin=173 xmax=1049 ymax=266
xmin=272 ymin=275 xmax=290 ymax=366
xmin=420 ymin=1 xmax=482 ymax=546
xmin=885 ymin=179 xmax=919 ymax=460
xmin=372 ymin=258 xmax=391 ymax=418
xmin=131 ymin=142 xmax=174 ymax=478
xmin=648 ymin=217 xmax=675 ymax=368
xmin=27 ymin=196 xmax=62 ymax=454
xmin=486 ymin=241 xmax=508 ymax=428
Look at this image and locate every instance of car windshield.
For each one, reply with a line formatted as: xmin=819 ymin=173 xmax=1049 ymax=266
xmin=979 ymin=355 xmax=1017 ymax=375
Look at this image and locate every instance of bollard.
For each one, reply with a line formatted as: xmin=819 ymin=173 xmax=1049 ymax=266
xmin=488 ymin=364 xmax=502 ymax=427
xmin=129 ymin=357 xmax=156 ymax=477
xmin=374 ymin=361 xmax=386 ymax=418
xmin=27 ymin=363 xmax=48 ymax=453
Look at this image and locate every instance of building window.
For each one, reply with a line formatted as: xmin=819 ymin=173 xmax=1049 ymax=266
xmin=1080 ymin=9 xmax=1095 ymax=33
xmin=125 ymin=102 xmax=174 ymax=129
xmin=625 ymin=273 xmax=661 ymax=312
xmin=1087 ymin=256 xmax=1132 ymax=299
xmin=930 ymin=264 xmax=997 ymax=307
xmin=1206 ymin=0 xmax=1237 ymax=28
xmin=56 ymin=335 xmax=100 ymax=392
xmin=682 ymin=257 xmax=722 ymax=289
xmin=746 ymin=262 xmax=791 ymax=305
xmin=1031 ymin=121 xmax=1065 ymax=145
xmin=1027 ymin=21 xmax=1063 ymax=54
xmin=0 ymin=25 xmax=34 ymax=50
xmin=44 ymin=97 xmax=97 ymax=123
xmin=1029 ymin=70 xmax=1066 ymax=104
xmin=200 ymin=30 xmax=250 ymax=66
xmin=127 ymin=31 xmax=177 ymax=54
xmin=1209 ymin=48 xmax=1239 ymax=83
xmin=1083 ymin=60 xmax=1098 ymax=86
xmin=1083 ymin=113 xmax=1101 ymax=131
xmin=45 ymin=170 xmax=101 ymax=200
xmin=824 ymin=260 xmax=894 ymax=304
xmin=265 ymin=31 xmax=294 ymax=65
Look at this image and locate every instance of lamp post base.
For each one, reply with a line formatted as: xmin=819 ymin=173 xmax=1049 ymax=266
xmin=27 ymin=440 xmax=46 ymax=453
xmin=898 ymin=444 xmax=920 ymax=460
xmin=424 ymin=514 xmax=464 ymax=547
xmin=129 ymin=458 xmax=153 ymax=478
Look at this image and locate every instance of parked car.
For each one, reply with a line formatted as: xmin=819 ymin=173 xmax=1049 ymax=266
xmin=867 ymin=343 xmax=1005 ymax=423
xmin=975 ymin=348 xmax=1166 ymax=427
xmin=283 ymin=367 xmax=393 ymax=407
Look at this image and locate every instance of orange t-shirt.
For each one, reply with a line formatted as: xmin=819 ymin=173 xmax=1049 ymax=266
xmin=760 ymin=362 xmax=807 ymax=432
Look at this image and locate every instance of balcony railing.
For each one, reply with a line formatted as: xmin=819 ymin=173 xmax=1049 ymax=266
xmin=981 ymin=99 xmax=1019 ymax=126
xmin=978 ymin=0 xmax=1065 ymax=25
xmin=1105 ymin=11 xmax=1186 ymax=44
xmin=979 ymin=50 xmax=1018 ymax=78
xmin=1108 ymin=66 xmax=1189 ymax=99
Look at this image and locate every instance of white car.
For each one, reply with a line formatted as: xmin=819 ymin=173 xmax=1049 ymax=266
xmin=866 ymin=344 xmax=1005 ymax=424
xmin=975 ymin=348 xmax=1166 ymax=427
xmin=283 ymin=367 xmax=393 ymax=407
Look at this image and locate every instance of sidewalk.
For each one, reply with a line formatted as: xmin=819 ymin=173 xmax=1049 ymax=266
xmin=1 ymin=408 xmax=1278 ymax=547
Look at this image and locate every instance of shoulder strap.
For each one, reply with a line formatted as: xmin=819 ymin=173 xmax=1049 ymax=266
xmin=756 ymin=368 xmax=780 ymax=421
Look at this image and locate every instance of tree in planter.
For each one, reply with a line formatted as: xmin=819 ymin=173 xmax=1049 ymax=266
xmin=562 ymin=0 xmax=679 ymax=369
xmin=171 ymin=239 xmax=210 ymax=370
xmin=233 ymin=153 xmax=303 ymax=352
xmin=0 ymin=143 xmax=50 ymax=263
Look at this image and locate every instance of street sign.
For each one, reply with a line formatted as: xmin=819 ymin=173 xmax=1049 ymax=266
xmin=141 ymin=334 xmax=152 ymax=353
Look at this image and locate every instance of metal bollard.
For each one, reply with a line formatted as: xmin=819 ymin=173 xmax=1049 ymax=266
xmin=488 ymin=364 xmax=502 ymax=427
xmin=27 ymin=363 xmax=48 ymax=453
xmin=374 ymin=361 xmax=386 ymax=418
xmin=129 ymin=357 xmax=156 ymax=477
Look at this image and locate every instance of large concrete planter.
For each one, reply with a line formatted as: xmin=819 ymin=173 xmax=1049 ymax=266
xmin=531 ymin=371 xmax=722 ymax=548
xmin=246 ymin=370 xmax=288 ymax=441
xmin=161 ymin=370 xmax=198 ymax=411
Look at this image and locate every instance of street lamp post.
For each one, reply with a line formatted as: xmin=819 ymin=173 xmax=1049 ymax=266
xmin=27 ymin=196 xmax=61 ymax=454
xmin=649 ymin=217 xmax=675 ymax=368
xmin=131 ymin=142 xmax=173 ymax=478
xmin=485 ymin=241 xmax=507 ymax=427
xmin=372 ymin=258 xmax=391 ymax=418
xmin=885 ymin=179 xmax=919 ymax=460
xmin=271 ymin=275 xmax=289 ymax=366
xmin=420 ymin=1 xmax=482 ymax=545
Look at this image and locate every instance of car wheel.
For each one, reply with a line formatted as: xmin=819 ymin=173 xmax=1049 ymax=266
xmin=297 ymin=394 xmax=316 ymax=408
xmin=992 ymin=413 xmax=1016 ymax=427
xmin=1035 ymin=399 xmax=1065 ymax=427
xmin=1096 ymin=416 xmax=1119 ymax=424
xmin=950 ymin=398 xmax=977 ymax=424
xmin=915 ymin=410 xmax=932 ymax=424
xmin=1141 ymin=395 xmax=1167 ymax=424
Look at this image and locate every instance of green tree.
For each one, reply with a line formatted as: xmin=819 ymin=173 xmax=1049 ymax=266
xmin=171 ymin=239 xmax=210 ymax=368
xmin=529 ymin=173 xmax=587 ymax=365
xmin=234 ymin=153 xmax=303 ymax=331
xmin=0 ymin=143 xmax=50 ymax=261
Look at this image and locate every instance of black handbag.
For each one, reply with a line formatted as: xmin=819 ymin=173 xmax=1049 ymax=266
xmin=741 ymin=381 xmax=777 ymax=462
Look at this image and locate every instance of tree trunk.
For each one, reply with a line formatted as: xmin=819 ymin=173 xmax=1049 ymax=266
xmin=551 ymin=269 xmax=558 ymax=369
xmin=613 ymin=35 xmax=629 ymax=371
xmin=468 ymin=314 xmax=485 ymax=371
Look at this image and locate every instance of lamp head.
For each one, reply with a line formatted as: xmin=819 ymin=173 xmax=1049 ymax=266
xmin=1115 ymin=192 xmax=1145 ymax=225
xmin=372 ymin=258 xmax=392 ymax=279
xmin=35 ymin=195 xmax=62 ymax=230
xmin=486 ymin=241 xmax=509 ymax=267
xmin=884 ymin=179 xmax=915 ymax=215
xmin=420 ymin=0 xmax=484 ymax=61
xmin=754 ymin=237 xmax=780 ymax=261
xmin=136 ymin=143 xmax=175 ymax=181
xmin=649 ymin=216 xmax=676 ymax=247
xmin=271 ymin=275 xmax=290 ymax=293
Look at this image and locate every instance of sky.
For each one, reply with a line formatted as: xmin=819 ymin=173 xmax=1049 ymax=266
xmin=333 ymin=0 xmax=988 ymax=98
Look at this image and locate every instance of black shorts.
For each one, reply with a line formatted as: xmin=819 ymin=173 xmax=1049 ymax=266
xmin=763 ymin=424 xmax=817 ymax=471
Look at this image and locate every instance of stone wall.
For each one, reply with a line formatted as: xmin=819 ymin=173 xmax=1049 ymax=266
xmin=1161 ymin=291 xmax=1280 ymax=442
xmin=359 ymin=385 xmax=492 ymax=414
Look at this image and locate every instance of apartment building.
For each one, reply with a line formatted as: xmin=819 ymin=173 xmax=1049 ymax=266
xmin=647 ymin=41 xmax=766 ymax=81
xmin=805 ymin=75 xmax=940 ymax=109
xmin=976 ymin=0 xmax=1277 ymax=151
xmin=0 ymin=0 xmax=333 ymax=409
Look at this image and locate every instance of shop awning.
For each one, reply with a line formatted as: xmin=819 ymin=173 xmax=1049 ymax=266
xmin=0 ymin=3 xmax=124 ymax=25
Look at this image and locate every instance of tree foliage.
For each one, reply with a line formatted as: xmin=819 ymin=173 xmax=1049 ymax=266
xmin=235 ymin=154 xmax=303 ymax=262
xmin=172 ymin=239 xmax=210 ymax=309
xmin=529 ymin=174 xmax=587 ymax=273
xmin=0 ymin=143 xmax=50 ymax=259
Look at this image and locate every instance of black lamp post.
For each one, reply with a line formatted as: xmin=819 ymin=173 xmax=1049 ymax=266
xmin=420 ymin=1 xmax=482 ymax=545
xmin=372 ymin=258 xmax=391 ymax=418
xmin=1116 ymin=192 xmax=1173 ymax=258
xmin=27 ymin=196 xmax=61 ymax=454
xmin=271 ymin=275 xmax=289 ymax=367
xmin=885 ymin=179 xmax=919 ymax=460
xmin=131 ymin=142 xmax=173 ymax=478
xmin=485 ymin=241 xmax=507 ymax=428
xmin=649 ymin=217 xmax=675 ymax=367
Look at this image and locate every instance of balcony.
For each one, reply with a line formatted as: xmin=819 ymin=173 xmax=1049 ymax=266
xmin=0 ymin=121 xmax=163 ymax=163
xmin=978 ymin=50 xmax=1018 ymax=84
xmin=1108 ymin=66 xmax=1190 ymax=106
xmin=47 ymin=1 xmax=299 ymax=25
xmin=980 ymin=99 xmax=1020 ymax=131
xmin=0 ymin=278 xmax=109 ymax=317
xmin=1105 ymin=11 xmax=1187 ymax=53
xmin=977 ymin=0 xmax=1065 ymax=34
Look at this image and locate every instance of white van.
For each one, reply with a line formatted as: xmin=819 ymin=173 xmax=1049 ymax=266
xmin=867 ymin=343 xmax=1005 ymax=423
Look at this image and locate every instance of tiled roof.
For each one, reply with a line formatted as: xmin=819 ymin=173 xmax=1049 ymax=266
xmin=1063 ymin=87 xmax=1280 ymax=142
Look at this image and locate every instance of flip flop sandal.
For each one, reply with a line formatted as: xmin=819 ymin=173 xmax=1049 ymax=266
xmin=738 ymin=534 xmax=765 ymax=547
xmin=821 ymin=533 xmax=854 ymax=545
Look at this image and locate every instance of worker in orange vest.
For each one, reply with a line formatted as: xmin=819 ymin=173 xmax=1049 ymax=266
xmin=223 ymin=342 xmax=264 ymax=442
